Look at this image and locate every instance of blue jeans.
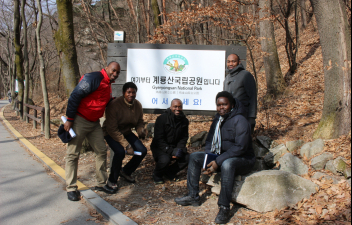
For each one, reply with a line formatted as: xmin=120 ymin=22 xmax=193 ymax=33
xmin=104 ymin=133 xmax=147 ymax=183
xmin=187 ymin=152 xmax=255 ymax=207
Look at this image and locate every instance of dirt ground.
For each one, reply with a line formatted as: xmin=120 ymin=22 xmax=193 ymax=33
xmin=1 ymin=18 xmax=351 ymax=225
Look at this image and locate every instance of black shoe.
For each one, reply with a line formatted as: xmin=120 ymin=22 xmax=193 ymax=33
xmin=153 ymin=173 xmax=164 ymax=184
xmin=174 ymin=195 xmax=200 ymax=206
xmin=214 ymin=205 xmax=231 ymax=224
xmin=120 ymin=170 xmax=136 ymax=183
xmin=67 ymin=191 xmax=80 ymax=201
xmin=165 ymin=174 xmax=180 ymax=182
xmin=94 ymin=185 xmax=116 ymax=194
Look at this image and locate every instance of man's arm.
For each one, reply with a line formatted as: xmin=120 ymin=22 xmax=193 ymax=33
xmin=215 ymin=117 xmax=251 ymax=167
xmin=153 ymin=115 xmax=171 ymax=154
xmin=105 ymin=101 xmax=129 ymax=148
xmin=135 ymin=102 xmax=146 ymax=139
xmin=176 ymin=119 xmax=189 ymax=149
xmin=243 ymin=72 xmax=257 ymax=119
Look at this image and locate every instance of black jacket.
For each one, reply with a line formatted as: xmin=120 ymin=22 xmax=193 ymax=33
xmin=151 ymin=108 xmax=189 ymax=155
xmin=224 ymin=64 xmax=257 ymax=119
xmin=204 ymin=98 xmax=255 ymax=167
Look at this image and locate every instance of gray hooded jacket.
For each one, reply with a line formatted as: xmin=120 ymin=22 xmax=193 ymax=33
xmin=224 ymin=63 xmax=257 ymax=119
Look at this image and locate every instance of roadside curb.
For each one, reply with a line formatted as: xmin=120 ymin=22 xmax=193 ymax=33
xmin=0 ymin=105 xmax=137 ymax=225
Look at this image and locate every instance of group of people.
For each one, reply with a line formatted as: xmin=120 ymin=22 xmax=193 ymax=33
xmin=62 ymin=53 xmax=257 ymax=224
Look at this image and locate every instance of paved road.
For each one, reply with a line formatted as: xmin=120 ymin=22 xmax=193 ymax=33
xmin=0 ymin=100 xmax=106 ymax=225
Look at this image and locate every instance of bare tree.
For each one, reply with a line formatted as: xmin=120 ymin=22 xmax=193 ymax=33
xmin=21 ymin=0 xmax=30 ymax=121
xmin=36 ymin=0 xmax=51 ymax=139
xmin=54 ymin=0 xmax=80 ymax=97
xmin=310 ymin=0 xmax=351 ymax=139
xmin=259 ymin=0 xmax=286 ymax=98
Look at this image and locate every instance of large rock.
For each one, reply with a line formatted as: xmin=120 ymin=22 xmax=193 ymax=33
xmin=286 ymin=140 xmax=304 ymax=152
xmin=333 ymin=157 xmax=347 ymax=173
xmin=325 ymin=160 xmax=339 ymax=175
xmin=253 ymin=142 xmax=269 ymax=158
xmin=264 ymin=144 xmax=289 ymax=167
xmin=311 ymin=172 xmax=340 ymax=184
xmin=310 ymin=153 xmax=333 ymax=170
xmin=300 ymin=139 xmax=324 ymax=159
xmin=253 ymin=159 xmax=269 ymax=172
xmin=235 ymin=170 xmax=318 ymax=212
xmin=190 ymin=131 xmax=207 ymax=144
xmin=146 ymin=123 xmax=155 ymax=138
xmin=201 ymin=132 xmax=208 ymax=147
xmin=256 ymin=136 xmax=273 ymax=149
xmin=279 ymin=153 xmax=308 ymax=175
xmin=344 ymin=168 xmax=351 ymax=179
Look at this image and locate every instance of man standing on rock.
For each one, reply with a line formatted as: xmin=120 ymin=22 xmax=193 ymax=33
xmin=64 ymin=61 xmax=120 ymax=201
xmin=224 ymin=54 xmax=257 ymax=134
xmin=151 ymin=99 xmax=190 ymax=184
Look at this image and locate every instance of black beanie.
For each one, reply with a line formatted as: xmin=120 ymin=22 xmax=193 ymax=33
xmin=58 ymin=124 xmax=73 ymax=143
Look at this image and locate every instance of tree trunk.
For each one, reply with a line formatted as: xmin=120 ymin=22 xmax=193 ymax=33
xmin=259 ymin=0 xmax=286 ymax=98
xmin=300 ymin=0 xmax=307 ymax=29
xmin=151 ymin=0 xmax=161 ymax=28
xmin=54 ymin=0 xmax=80 ymax=97
xmin=36 ymin=0 xmax=51 ymax=139
xmin=14 ymin=0 xmax=24 ymax=117
xmin=310 ymin=0 xmax=351 ymax=139
xmin=21 ymin=0 xmax=30 ymax=121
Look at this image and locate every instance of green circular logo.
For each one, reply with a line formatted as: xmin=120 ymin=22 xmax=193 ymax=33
xmin=163 ymin=54 xmax=189 ymax=74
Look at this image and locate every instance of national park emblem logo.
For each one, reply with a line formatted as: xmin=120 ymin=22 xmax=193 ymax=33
xmin=163 ymin=54 xmax=189 ymax=74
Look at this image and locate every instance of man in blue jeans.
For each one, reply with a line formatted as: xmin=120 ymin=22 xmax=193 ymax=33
xmin=175 ymin=91 xmax=255 ymax=224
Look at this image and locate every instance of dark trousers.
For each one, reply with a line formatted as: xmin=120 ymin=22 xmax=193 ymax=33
xmin=153 ymin=150 xmax=189 ymax=178
xmin=104 ymin=133 xmax=147 ymax=183
xmin=187 ymin=152 xmax=255 ymax=207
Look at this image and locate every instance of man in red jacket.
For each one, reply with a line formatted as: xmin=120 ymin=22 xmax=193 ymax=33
xmin=64 ymin=61 xmax=120 ymax=201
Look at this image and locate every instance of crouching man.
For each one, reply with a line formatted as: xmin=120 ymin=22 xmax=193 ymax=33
xmin=174 ymin=91 xmax=255 ymax=224
xmin=151 ymin=99 xmax=189 ymax=184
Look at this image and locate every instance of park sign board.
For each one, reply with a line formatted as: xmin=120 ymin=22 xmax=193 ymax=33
xmin=107 ymin=43 xmax=247 ymax=115
xmin=127 ymin=49 xmax=225 ymax=111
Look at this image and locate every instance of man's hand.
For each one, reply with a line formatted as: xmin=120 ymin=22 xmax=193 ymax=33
xmin=202 ymin=161 xmax=218 ymax=175
xmin=125 ymin=144 xmax=134 ymax=155
xmin=64 ymin=121 xmax=73 ymax=132
xmin=138 ymin=128 xmax=146 ymax=140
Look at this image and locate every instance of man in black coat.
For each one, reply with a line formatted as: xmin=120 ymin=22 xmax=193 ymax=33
xmin=151 ymin=99 xmax=189 ymax=184
xmin=175 ymin=91 xmax=255 ymax=224
xmin=224 ymin=54 xmax=257 ymax=133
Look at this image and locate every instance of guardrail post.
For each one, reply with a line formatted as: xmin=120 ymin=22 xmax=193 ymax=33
xmin=25 ymin=105 xmax=29 ymax=123
xmin=33 ymin=109 xmax=37 ymax=129
xmin=41 ymin=109 xmax=44 ymax=132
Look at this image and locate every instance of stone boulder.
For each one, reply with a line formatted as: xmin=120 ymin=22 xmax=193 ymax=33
xmin=333 ymin=157 xmax=347 ymax=173
xmin=311 ymin=172 xmax=341 ymax=184
xmin=253 ymin=142 xmax=269 ymax=158
xmin=325 ymin=160 xmax=339 ymax=175
xmin=310 ymin=153 xmax=333 ymax=170
xmin=146 ymin=123 xmax=155 ymax=138
xmin=299 ymin=139 xmax=324 ymax=159
xmin=278 ymin=153 xmax=308 ymax=175
xmin=344 ymin=168 xmax=351 ymax=179
xmin=190 ymin=131 xmax=207 ymax=147
xmin=253 ymin=159 xmax=269 ymax=172
xmin=235 ymin=170 xmax=318 ymax=212
xmin=256 ymin=136 xmax=273 ymax=149
xmin=264 ymin=144 xmax=289 ymax=167
xmin=286 ymin=140 xmax=304 ymax=152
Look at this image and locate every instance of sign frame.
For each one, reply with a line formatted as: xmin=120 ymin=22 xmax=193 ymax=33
xmin=107 ymin=43 xmax=247 ymax=116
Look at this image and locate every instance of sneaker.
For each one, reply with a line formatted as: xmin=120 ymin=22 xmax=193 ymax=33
xmin=120 ymin=170 xmax=135 ymax=183
xmin=107 ymin=181 xmax=118 ymax=191
xmin=153 ymin=173 xmax=164 ymax=184
xmin=174 ymin=195 xmax=200 ymax=206
xmin=214 ymin=205 xmax=231 ymax=224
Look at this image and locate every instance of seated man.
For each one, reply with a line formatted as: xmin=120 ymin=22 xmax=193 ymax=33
xmin=102 ymin=82 xmax=147 ymax=193
xmin=151 ymin=98 xmax=189 ymax=184
xmin=174 ymin=91 xmax=255 ymax=224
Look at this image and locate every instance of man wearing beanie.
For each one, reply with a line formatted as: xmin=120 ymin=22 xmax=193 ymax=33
xmin=151 ymin=99 xmax=190 ymax=184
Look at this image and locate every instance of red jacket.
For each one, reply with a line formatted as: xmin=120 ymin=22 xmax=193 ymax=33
xmin=66 ymin=69 xmax=112 ymax=122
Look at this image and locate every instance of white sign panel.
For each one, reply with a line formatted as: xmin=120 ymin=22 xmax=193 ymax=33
xmin=127 ymin=49 xmax=226 ymax=111
xmin=114 ymin=31 xmax=124 ymax=41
